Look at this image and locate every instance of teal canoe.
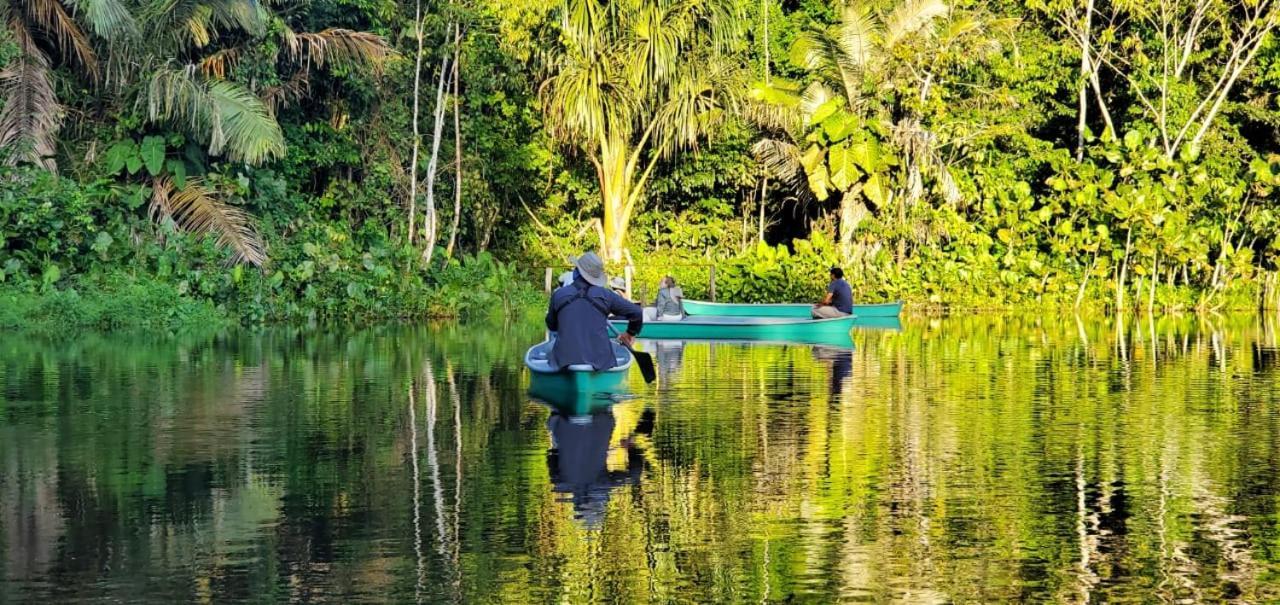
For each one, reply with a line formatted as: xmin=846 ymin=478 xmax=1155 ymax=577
xmin=525 ymin=339 xmax=632 ymax=410
xmin=683 ymin=300 xmax=902 ymax=318
xmin=614 ymin=315 xmax=855 ymax=344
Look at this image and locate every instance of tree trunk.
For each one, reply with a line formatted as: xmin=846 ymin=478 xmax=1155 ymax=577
xmin=1075 ymin=0 xmax=1094 ymax=161
xmin=445 ymin=25 xmax=463 ymax=261
xmin=600 ymin=151 xmax=631 ymax=261
xmin=421 ymin=24 xmax=454 ymax=265
xmin=839 ymin=187 xmax=867 ymax=264
xmin=407 ymin=0 xmax=426 ymax=245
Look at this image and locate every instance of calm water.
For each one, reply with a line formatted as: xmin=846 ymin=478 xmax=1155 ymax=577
xmin=4 ymin=315 xmax=1280 ymax=603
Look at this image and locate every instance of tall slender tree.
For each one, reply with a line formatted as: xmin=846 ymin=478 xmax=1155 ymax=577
xmin=537 ymin=0 xmax=741 ymax=260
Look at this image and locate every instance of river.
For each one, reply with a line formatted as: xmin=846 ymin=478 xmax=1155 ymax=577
xmin=3 ymin=315 xmax=1280 ymax=602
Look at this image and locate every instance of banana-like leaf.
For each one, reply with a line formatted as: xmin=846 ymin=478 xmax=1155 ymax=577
xmin=828 ymin=143 xmax=863 ymax=191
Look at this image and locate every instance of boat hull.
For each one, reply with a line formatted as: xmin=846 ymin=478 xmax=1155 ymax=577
xmin=525 ymin=339 xmax=632 ymax=413
xmin=683 ymin=300 xmax=902 ymax=318
xmin=528 ymin=372 xmax=628 ymax=415
xmin=616 ymin=315 xmax=855 ymax=344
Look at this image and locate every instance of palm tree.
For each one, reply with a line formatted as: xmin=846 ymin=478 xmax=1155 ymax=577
xmin=0 ymin=0 xmax=135 ymax=169
xmin=1 ymin=0 xmax=391 ymax=266
xmin=134 ymin=0 xmax=391 ymax=264
xmin=751 ymin=0 xmax=990 ymax=262
xmin=538 ymin=0 xmax=741 ymax=261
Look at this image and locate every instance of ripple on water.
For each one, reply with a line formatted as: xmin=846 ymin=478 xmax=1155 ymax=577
xmin=4 ymin=318 xmax=1280 ymax=602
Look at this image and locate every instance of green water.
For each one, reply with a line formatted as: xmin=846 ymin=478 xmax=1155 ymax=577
xmin=4 ymin=316 xmax=1280 ymax=603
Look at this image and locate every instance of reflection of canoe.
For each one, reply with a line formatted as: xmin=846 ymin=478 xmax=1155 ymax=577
xmin=852 ymin=316 xmax=903 ymax=331
xmin=683 ymin=300 xmax=902 ymax=318
xmin=615 ymin=315 xmax=855 ymax=344
xmin=525 ymin=339 xmax=632 ymax=412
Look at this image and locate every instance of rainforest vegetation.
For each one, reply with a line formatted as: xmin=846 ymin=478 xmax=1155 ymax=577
xmin=3 ymin=0 xmax=1280 ymax=329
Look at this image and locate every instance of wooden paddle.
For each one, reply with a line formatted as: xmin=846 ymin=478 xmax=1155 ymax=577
xmin=608 ymin=323 xmax=656 ymax=383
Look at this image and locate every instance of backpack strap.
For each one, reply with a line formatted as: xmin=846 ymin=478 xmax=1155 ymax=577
xmin=552 ymin=282 xmax=611 ymax=317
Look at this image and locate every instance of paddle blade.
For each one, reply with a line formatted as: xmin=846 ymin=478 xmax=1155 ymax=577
xmin=631 ymin=349 xmax=656 ymax=383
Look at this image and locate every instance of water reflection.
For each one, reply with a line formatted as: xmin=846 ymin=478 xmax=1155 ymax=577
xmin=812 ymin=345 xmax=853 ymax=396
xmin=544 ymin=405 xmax=654 ymax=528
xmin=4 ymin=315 xmax=1280 ymax=602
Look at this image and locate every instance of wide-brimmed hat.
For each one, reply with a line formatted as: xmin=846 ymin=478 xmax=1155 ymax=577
xmin=570 ymin=252 xmax=608 ymax=287
xmin=609 ymin=276 xmax=626 ymax=290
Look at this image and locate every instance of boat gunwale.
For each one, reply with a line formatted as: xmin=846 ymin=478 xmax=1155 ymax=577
xmin=683 ymin=300 xmax=903 ymax=308
xmin=525 ymin=339 xmax=633 ymax=375
xmin=617 ymin=315 xmax=859 ymax=328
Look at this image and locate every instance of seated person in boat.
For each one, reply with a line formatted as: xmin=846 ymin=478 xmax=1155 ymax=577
xmin=812 ymin=266 xmax=853 ymax=319
xmin=546 ymin=252 xmax=643 ymax=370
xmin=653 ymin=276 xmax=685 ymax=320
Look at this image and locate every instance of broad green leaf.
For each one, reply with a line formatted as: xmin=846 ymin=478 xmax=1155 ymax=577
xmin=167 ymin=158 xmax=188 ymax=189
xmin=1123 ymin=130 xmax=1142 ymax=150
xmin=141 ymin=136 xmax=165 ymax=176
xmin=800 ymin=144 xmax=825 ymax=173
xmin=821 ymin=112 xmax=857 ymax=143
xmin=102 ymin=140 xmax=136 ymax=174
xmin=863 ymin=172 xmax=888 ymax=206
xmin=126 ymin=152 xmax=143 ymax=175
xmin=848 ymin=139 xmax=883 ymax=172
xmin=808 ymin=162 xmax=831 ymax=201
xmin=809 ymin=98 xmax=842 ymax=126
xmin=828 ymin=143 xmax=863 ymax=191
xmin=125 ymin=184 xmax=148 ymax=209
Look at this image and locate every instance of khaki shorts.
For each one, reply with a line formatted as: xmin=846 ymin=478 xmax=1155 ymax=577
xmin=811 ymin=305 xmax=849 ymax=319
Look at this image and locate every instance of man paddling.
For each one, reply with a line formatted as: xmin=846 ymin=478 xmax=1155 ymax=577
xmin=546 ymin=252 xmax=644 ymax=370
xmin=812 ymin=266 xmax=853 ymax=319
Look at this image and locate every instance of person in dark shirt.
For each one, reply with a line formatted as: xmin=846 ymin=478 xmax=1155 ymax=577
xmin=812 ymin=266 xmax=854 ymax=319
xmin=545 ymin=252 xmax=644 ymax=370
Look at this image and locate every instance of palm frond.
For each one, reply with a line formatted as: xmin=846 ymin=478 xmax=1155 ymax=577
xmin=65 ymin=0 xmax=139 ymax=40
xmin=0 ymin=25 xmax=63 ymax=169
xmin=538 ymin=48 xmax=635 ymax=149
xmin=752 ymin=137 xmax=817 ymax=206
xmin=262 ymin=70 xmax=310 ymax=112
xmin=146 ymin=0 xmax=264 ymax=49
xmin=835 ymin=3 xmax=879 ymax=70
xmin=148 ymin=67 xmax=285 ymax=164
xmin=882 ymin=0 xmax=948 ymax=49
xmin=654 ymin=56 xmax=739 ymax=154
xmin=283 ymin=28 xmax=393 ymax=75
xmin=150 ymin=176 xmax=267 ymax=266
xmin=744 ymin=80 xmax=804 ymax=134
xmin=788 ymin=30 xmax=829 ymax=71
xmin=199 ymin=47 xmax=240 ymax=79
xmin=24 ymin=0 xmax=99 ymax=79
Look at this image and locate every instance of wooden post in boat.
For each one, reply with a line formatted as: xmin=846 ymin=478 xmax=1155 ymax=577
xmin=624 ymin=265 xmax=634 ymax=300
xmin=544 ymin=267 xmax=553 ymax=293
xmin=709 ymin=265 xmax=717 ymax=302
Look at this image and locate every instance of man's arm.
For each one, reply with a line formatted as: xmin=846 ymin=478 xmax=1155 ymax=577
xmin=817 ymin=290 xmax=834 ymax=306
xmin=607 ymin=291 xmax=644 ymax=344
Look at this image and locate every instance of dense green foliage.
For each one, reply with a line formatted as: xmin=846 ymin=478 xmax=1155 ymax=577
xmin=4 ymin=0 xmax=1280 ymax=327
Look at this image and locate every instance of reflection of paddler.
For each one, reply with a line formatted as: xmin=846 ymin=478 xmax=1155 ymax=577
xmin=546 ymin=407 xmax=655 ymax=528
xmin=812 ymin=345 xmax=853 ymax=397
xmin=653 ymin=340 xmax=685 ymax=379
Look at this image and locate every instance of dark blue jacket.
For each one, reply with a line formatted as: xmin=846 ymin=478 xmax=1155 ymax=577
xmin=545 ymin=277 xmax=643 ymax=370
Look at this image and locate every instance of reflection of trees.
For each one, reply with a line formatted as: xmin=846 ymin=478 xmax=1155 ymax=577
xmin=5 ymin=315 xmax=1280 ymax=602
